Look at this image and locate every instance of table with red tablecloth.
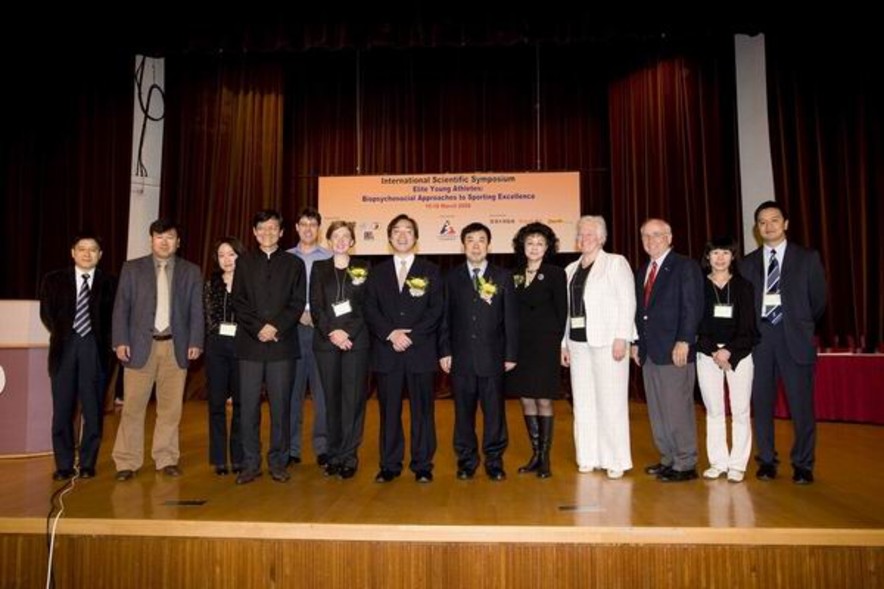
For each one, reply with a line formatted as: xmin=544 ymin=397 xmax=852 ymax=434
xmin=775 ymin=353 xmax=884 ymax=424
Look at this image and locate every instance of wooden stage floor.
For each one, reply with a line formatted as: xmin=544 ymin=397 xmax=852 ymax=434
xmin=1 ymin=398 xmax=883 ymax=547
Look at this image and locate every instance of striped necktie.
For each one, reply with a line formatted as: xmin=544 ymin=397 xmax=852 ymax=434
xmin=73 ymin=274 xmax=91 ymax=336
xmin=764 ymin=249 xmax=782 ymax=325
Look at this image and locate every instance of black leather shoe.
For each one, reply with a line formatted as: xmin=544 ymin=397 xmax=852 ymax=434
xmin=79 ymin=467 xmax=96 ymax=479
xmin=487 ymin=467 xmax=507 ymax=481
xmin=415 ymin=470 xmax=433 ymax=483
xmin=115 ymin=469 xmax=136 ymax=482
xmin=214 ymin=465 xmax=229 ymax=476
xmin=317 ymin=453 xmax=329 ymax=467
xmin=161 ymin=465 xmax=182 ymax=477
xmin=270 ymin=467 xmax=291 ymax=483
xmin=756 ymin=463 xmax=778 ymax=481
xmin=287 ymin=455 xmax=302 ymax=467
xmin=231 ymin=464 xmax=243 ymax=474
xmin=374 ymin=469 xmax=400 ymax=483
xmin=338 ymin=466 xmax=357 ymax=479
xmin=324 ymin=464 xmax=341 ymax=477
xmin=52 ymin=469 xmax=75 ymax=481
xmin=235 ymin=469 xmax=262 ymax=485
xmin=792 ymin=467 xmax=814 ymax=485
xmin=658 ymin=468 xmax=698 ymax=482
xmin=644 ymin=463 xmax=671 ymax=476
xmin=456 ymin=468 xmax=476 ymax=480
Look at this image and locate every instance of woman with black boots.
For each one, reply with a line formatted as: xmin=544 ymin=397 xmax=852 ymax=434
xmin=505 ymin=223 xmax=567 ymax=478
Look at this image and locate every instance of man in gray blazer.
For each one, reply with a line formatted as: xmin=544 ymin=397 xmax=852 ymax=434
xmin=741 ymin=201 xmax=826 ymax=485
xmin=111 ymin=219 xmax=204 ymax=481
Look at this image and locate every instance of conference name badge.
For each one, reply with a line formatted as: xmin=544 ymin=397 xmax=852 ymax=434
xmin=570 ymin=316 xmax=586 ymax=329
xmin=763 ymin=293 xmax=782 ymax=307
xmin=713 ymin=304 xmax=734 ymax=319
xmin=332 ymin=300 xmax=353 ymax=317
xmin=219 ymin=322 xmax=237 ymax=337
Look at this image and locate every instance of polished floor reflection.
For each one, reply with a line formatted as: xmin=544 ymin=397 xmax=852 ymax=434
xmin=1 ymin=399 xmax=883 ymax=539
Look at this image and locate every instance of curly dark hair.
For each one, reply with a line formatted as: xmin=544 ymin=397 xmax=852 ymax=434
xmin=512 ymin=222 xmax=559 ymax=270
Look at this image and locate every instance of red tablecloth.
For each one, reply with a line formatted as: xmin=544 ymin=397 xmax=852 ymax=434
xmin=775 ymin=353 xmax=884 ymax=424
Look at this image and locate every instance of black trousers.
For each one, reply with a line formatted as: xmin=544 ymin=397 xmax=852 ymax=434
xmin=238 ymin=358 xmax=294 ymax=472
xmin=315 ymin=347 xmax=369 ymax=469
xmin=51 ymin=333 xmax=105 ymax=471
xmin=452 ymin=372 xmax=508 ymax=472
xmin=205 ymin=334 xmax=243 ymax=467
xmin=752 ymin=321 xmax=817 ymax=470
xmin=375 ymin=370 xmax=436 ymax=473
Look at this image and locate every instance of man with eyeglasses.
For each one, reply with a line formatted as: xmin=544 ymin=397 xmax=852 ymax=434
xmin=286 ymin=207 xmax=332 ymax=468
xmin=631 ymin=219 xmax=703 ymax=482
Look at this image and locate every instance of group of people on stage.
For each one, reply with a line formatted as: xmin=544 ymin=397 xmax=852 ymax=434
xmin=39 ymin=199 xmax=826 ymax=487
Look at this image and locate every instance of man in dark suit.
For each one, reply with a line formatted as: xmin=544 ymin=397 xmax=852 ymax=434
xmin=741 ymin=201 xmax=826 ymax=485
xmin=232 ymin=209 xmax=306 ymax=485
xmin=632 ymin=218 xmax=704 ymax=482
xmin=439 ymin=222 xmax=518 ymax=481
xmin=111 ymin=219 xmax=204 ymax=481
xmin=40 ymin=233 xmax=116 ymax=480
xmin=364 ymin=214 xmax=443 ymax=484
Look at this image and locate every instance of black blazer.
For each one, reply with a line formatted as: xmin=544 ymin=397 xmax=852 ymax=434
xmin=363 ymin=256 xmax=443 ymax=374
xmin=40 ymin=267 xmax=116 ymax=376
xmin=231 ymin=248 xmax=306 ymax=362
xmin=634 ymin=251 xmax=704 ymax=365
xmin=310 ymin=257 xmax=371 ymax=352
xmin=438 ymin=262 xmax=519 ymax=378
xmin=740 ymin=242 xmax=826 ymax=365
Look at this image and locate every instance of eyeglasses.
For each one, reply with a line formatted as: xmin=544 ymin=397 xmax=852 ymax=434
xmin=640 ymin=232 xmax=670 ymax=240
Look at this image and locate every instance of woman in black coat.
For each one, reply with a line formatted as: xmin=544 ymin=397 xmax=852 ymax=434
xmin=310 ymin=221 xmax=371 ymax=479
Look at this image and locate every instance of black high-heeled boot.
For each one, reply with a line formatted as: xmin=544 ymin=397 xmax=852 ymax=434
xmin=537 ymin=415 xmax=554 ymax=478
xmin=518 ymin=415 xmax=541 ymax=473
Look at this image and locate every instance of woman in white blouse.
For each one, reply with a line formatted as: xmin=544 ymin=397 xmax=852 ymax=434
xmin=562 ymin=216 xmax=636 ymax=479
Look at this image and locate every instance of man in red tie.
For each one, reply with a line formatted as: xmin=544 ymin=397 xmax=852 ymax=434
xmin=631 ymin=219 xmax=704 ymax=482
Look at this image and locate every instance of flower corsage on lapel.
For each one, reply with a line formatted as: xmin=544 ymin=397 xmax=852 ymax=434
xmin=347 ymin=266 xmax=368 ymax=285
xmin=513 ymin=274 xmax=525 ymax=288
xmin=405 ymin=276 xmax=429 ymax=297
xmin=477 ymin=276 xmax=498 ymax=305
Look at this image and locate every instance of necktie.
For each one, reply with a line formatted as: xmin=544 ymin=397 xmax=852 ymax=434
xmin=73 ymin=274 xmax=91 ymax=336
xmin=643 ymin=261 xmax=658 ymax=307
xmin=764 ymin=249 xmax=782 ymax=325
xmin=155 ymin=261 xmax=170 ymax=332
xmin=472 ymin=267 xmax=481 ymax=292
xmin=397 ymin=259 xmax=408 ymax=292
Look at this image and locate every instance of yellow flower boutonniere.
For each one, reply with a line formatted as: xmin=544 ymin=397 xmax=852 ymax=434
xmin=347 ymin=266 xmax=368 ymax=285
xmin=406 ymin=276 xmax=429 ymax=297
xmin=478 ymin=276 xmax=498 ymax=304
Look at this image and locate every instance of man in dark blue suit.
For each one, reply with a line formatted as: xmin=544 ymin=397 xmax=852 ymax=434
xmin=439 ymin=222 xmax=518 ymax=481
xmin=741 ymin=201 xmax=826 ymax=485
xmin=40 ymin=233 xmax=116 ymax=480
xmin=632 ymin=218 xmax=704 ymax=482
xmin=364 ymin=214 xmax=443 ymax=484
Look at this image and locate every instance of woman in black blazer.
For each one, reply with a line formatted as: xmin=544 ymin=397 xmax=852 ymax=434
xmin=204 ymin=236 xmax=246 ymax=475
xmin=310 ymin=221 xmax=371 ymax=479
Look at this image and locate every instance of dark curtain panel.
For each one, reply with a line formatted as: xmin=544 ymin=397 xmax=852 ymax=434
xmin=0 ymin=51 xmax=133 ymax=298
xmin=607 ymin=39 xmax=742 ymax=264
xmin=161 ymin=55 xmax=285 ymax=272
xmin=766 ymin=34 xmax=884 ymax=352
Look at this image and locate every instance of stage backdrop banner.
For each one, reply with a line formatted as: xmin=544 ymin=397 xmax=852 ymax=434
xmin=318 ymin=172 xmax=580 ymax=255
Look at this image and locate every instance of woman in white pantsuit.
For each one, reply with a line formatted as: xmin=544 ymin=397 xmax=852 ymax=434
xmin=696 ymin=237 xmax=758 ymax=483
xmin=562 ymin=216 xmax=636 ymax=479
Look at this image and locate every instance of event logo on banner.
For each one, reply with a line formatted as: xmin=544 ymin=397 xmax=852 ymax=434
xmin=318 ymin=172 xmax=580 ymax=255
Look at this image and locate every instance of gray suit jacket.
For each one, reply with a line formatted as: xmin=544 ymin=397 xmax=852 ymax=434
xmin=112 ymin=255 xmax=205 ymax=369
xmin=741 ymin=242 xmax=826 ymax=365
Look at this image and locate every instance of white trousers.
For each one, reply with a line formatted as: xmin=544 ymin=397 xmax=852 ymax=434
xmin=568 ymin=342 xmax=632 ymax=471
xmin=696 ymin=352 xmax=754 ymax=473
